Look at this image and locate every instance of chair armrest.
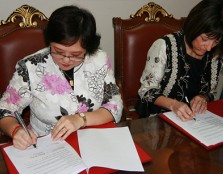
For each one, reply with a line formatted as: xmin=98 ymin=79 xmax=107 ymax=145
xmin=117 ymin=79 xmax=134 ymax=121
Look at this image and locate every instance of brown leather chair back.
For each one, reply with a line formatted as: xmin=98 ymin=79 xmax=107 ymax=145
xmin=113 ymin=2 xmax=185 ymax=120
xmin=0 ymin=5 xmax=48 ymax=131
xmin=0 ymin=5 xmax=48 ymax=95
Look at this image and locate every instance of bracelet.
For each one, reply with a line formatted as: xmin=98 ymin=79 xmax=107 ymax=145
xmin=11 ymin=125 xmax=22 ymax=138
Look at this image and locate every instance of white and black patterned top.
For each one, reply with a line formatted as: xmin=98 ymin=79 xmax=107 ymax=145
xmin=138 ymin=31 xmax=222 ymax=115
xmin=0 ymin=47 xmax=123 ymax=136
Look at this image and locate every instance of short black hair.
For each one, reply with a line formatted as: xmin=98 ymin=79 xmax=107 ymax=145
xmin=45 ymin=5 xmax=101 ymax=55
xmin=183 ymin=0 xmax=223 ymax=56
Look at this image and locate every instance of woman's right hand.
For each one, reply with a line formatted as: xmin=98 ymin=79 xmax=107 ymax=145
xmin=12 ymin=128 xmax=37 ymax=150
xmin=170 ymin=100 xmax=195 ymax=121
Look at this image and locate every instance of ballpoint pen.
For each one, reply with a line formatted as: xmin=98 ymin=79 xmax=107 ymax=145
xmin=185 ymin=96 xmax=196 ymax=121
xmin=14 ymin=111 xmax=37 ymax=148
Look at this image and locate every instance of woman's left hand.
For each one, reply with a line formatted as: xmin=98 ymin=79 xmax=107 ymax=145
xmin=190 ymin=95 xmax=208 ymax=114
xmin=51 ymin=114 xmax=83 ymax=141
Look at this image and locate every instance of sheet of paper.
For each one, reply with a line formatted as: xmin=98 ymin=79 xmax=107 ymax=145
xmin=163 ymin=110 xmax=223 ymax=146
xmin=4 ymin=134 xmax=87 ymax=174
xmin=77 ymin=126 xmax=144 ymax=172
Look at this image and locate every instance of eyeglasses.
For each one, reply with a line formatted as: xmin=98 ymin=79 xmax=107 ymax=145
xmin=50 ymin=52 xmax=85 ymax=62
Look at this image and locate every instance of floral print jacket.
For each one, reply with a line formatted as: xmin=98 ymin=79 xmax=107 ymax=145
xmin=0 ymin=47 xmax=123 ymax=136
xmin=138 ymin=31 xmax=222 ymax=115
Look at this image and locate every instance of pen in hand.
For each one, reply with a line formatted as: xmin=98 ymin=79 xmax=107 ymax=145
xmin=185 ymin=96 xmax=196 ymax=121
xmin=14 ymin=111 xmax=37 ymax=148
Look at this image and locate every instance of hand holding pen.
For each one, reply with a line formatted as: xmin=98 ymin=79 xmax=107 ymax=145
xmin=185 ymin=96 xmax=196 ymax=121
xmin=14 ymin=111 xmax=37 ymax=149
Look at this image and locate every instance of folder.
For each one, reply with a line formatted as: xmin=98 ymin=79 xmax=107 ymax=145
xmin=160 ymin=100 xmax=223 ymax=150
xmin=0 ymin=122 xmax=152 ymax=174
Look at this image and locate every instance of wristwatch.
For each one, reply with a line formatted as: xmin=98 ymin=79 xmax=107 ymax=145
xmin=79 ymin=113 xmax=87 ymax=128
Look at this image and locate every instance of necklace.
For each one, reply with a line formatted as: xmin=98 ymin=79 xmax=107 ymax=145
xmin=63 ymin=70 xmax=74 ymax=87
xmin=61 ymin=62 xmax=84 ymax=87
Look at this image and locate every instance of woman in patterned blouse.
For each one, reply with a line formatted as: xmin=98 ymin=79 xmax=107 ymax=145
xmin=0 ymin=6 xmax=123 ymax=150
xmin=137 ymin=0 xmax=223 ymax=121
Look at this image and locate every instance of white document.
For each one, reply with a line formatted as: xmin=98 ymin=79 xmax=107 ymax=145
xmin=163 ymin=110 xmax=223 ymax=147
xmin=4 ymin=127 xmax=144 ymax=174
xmin=4 ymin=134 xmax=87 ymax=174
xmin=77 ymin=126 xmax=144 ymax=172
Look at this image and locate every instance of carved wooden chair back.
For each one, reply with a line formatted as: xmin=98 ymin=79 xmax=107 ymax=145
xmin=0 ymin=5 xmax=48 ymax=139
xmin=113 ymin=2 xmax=185 ymax=120
xmin=0 ymin=5 xmax=48 ymax=96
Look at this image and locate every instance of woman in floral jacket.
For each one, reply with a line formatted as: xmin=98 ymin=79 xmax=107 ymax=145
xmin=0 ymin=5 xmax=123 ymax=149
xmin=137 ymin=0 xmax=223 ymax=121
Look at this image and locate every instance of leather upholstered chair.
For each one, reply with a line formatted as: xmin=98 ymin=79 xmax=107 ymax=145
xmin=0 ymin=5 xmax=48 ymax=143
xmin=113 ymin=2 xmax=185 ymax=120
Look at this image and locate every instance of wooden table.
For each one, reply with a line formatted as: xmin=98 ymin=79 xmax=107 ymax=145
xmin=1 ymin=116 xmax=223 ymax=174
xmin=116 ymin=116 xmax=223 ymax=174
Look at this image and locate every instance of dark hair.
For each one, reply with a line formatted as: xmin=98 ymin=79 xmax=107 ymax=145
xmin=45 ymin=5 xmax=101 ymax=55
xmin=183 ymin=0 xmax=223 ymax=56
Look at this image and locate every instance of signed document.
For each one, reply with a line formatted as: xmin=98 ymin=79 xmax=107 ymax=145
xmin=160 ymin=110 xmax=223 ymax=149
xmin=4 ymin=134 xmax=87 ymax=174
xmin=3 ymin=126 xmax=145 ymax=173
